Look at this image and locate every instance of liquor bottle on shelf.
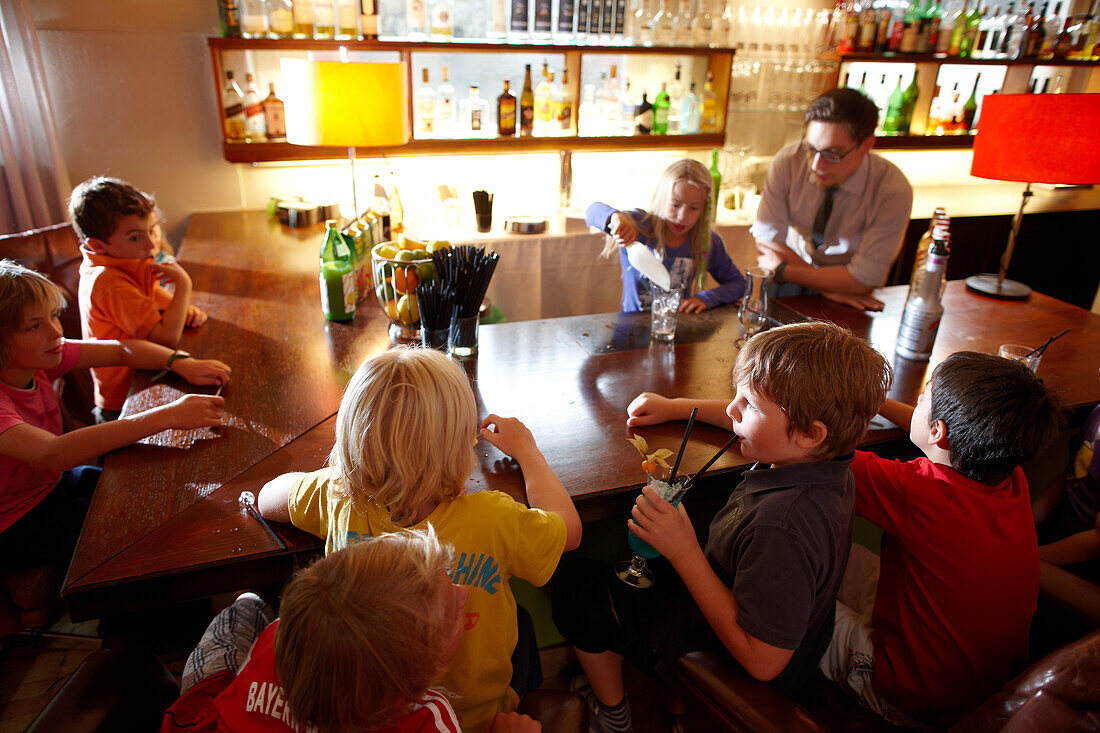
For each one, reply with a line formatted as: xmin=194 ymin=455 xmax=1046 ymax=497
xmin=856 ymin=71 xmax=868 ymax=96
xmin=899 ymin=0 xmax=921 ymax=52
xmin=653 ymin=83 xmax=670 ymax=134
xmin=947 ymin=0 xmax=970 ymax=53
xmin=430 ymin=0 xmax=455 ymax=38
xmin=896 ymin=216 xmax=950 ymax=362
xmin=899 ymin=70 xmax=920 ymax=133
xmin=681 ymin=80 xmax=700 ymax=133
xmin=700 ymin=71 xmax=717 ymax=133
xmin=460 ymin=85 xmax=490 ymax=138
xmin=408 ymin=0 xmax=430 ymax=38
xmin=267 ymin=0 xmax=294 ymax=37
xmin=881 ymin=75 xmax=906 ymax=135
xmin=634 ymin=90 xmax=654 ymax=133
xmin=487 ymin=0 xmax=508 ymax=39
xmin=712 ymin=0 xmax=731 ymax=48
xmin=1026 ymin=1 xmax=1047 ymax=56
xmin=925 ymin=82 xmax=946 ymax=134
xmin=691 ymin=0 xmax=713 ymax=46
xmin=292 ymin=0 xmax=314 ymax=37
xmin=520 ymin=64 xmax=535 ymax=137
xmin=668 ymin=62 xmax=684 ymax=134
xmin=620 ymin=78 xmax=637 ymax=135
xmin=988 ymin=3 xmax=1012 ymax=56
xmin=534 ymin=69 xmax=554 ymax=135
xmin=262 ymin=83 xmax=286 ymax=142
xmin=973 ymin=4 xmax=996 ymax=55
xmin=672 ymin=0 xmax=691 ymax=46
xmin=532 ymin=0 xmax=553 ymax=39
xmin=313 ymin=0 xmax=337 ymax=38
xmin=243 ymin=73 xmax=266 ymax=143
xmin=361 ymin=0 xmax=379 ymax=39
xmin=556 ymin=68 xmax=573 ymax=135
xmin=613 ymin=0 xmax=629 ymax=43
xmin=859 ymin=3 xmax=877 ymax=51
xmin=654 ymin=0 xmax=673 ymax=44
xmin=555 ymin=0 xmax=576 ymax=42
xmin=876 ymin=2 xmax=894 ymax=53
xmin=579 ymin=84 xmax=600 ymax=135
xmin=509 ymin=0 xmax=530 ymax=40
xmin=1039 ymin=0 xmax=1061 ymax=55
xmin=436 ymin=66 xmax=457 ymax=138
xmin=414 ymin=68 xmax=436 ymax=138
xmin=336 ymin=0 xmax=359 ymax=38
xmin=962 ymin=2 xmax=984 ymax=56
xmin=574 ymin=0 xmax=589 ymax=42
xmin=497 ymin=79 xmax=517 ymax=136
xmin=219 ymin=0 xmax=241 ymax=37
xmin=839 ymin=0 xmax=860 ymax=52
xmin=600 ymin=0 xmax=616 ymax=43
xmin=223 ymin=71 xmax=246 ymax=143
xmin=1050 ymin=73 xmax=1064 ymax=92
xmin=319 ymin=219 xmax=355 ymax=323
xmin=240 ymin=0 xmax=268 ymax=38
xmin=603 ymin=66 xmax=621 ymax=135
xmin=961 ymin=73 xmax=981 ymax=132
xmin=1052 ymin=17 xmax=1073 ymax=57
xmin=635 ymin=0 xmax=656 ymax=45
xmin=1019 ymin=2 xmax=1037 ymax=55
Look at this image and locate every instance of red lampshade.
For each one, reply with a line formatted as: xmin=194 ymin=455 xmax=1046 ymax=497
xmin=971 ymin=94 xmax=1100 ymax=186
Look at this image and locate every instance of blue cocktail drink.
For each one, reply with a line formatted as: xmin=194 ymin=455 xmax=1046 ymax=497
xmin=627 ymin=473 xmax=688 ymax=559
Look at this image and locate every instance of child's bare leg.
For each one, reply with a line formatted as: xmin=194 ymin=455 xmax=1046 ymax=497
xmin=575 ymin=648 xmax=625 ymax=705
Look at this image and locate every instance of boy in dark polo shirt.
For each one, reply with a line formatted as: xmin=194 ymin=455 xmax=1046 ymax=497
xmin=553 ymin=322 xmax=891 ymax=733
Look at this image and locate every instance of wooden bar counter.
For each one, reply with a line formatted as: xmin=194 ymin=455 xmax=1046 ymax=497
xmin=61 ymin=211 xmax=1100 ymax=620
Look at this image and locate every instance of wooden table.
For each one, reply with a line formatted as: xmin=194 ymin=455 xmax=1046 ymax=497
xmin=61 ymin=212 xmax=1100 ymax=620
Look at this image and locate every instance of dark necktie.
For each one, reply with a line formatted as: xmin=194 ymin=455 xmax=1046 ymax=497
xmin=812 ymin=186 xmax=838 ymax=250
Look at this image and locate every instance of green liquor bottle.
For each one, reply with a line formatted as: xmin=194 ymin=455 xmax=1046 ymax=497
xmin=709 ymin=149 xmax=721 ymax=222
xmin=319 ymin=219 xmax=355 ymax=322
xmin=881 ymin=75 xmax=907 ymax=135
xmin=654 ymin=83 xmax=670 ymax=134
xmin=899 ymin=70 xmax=921 ymax=133
xmin=961 ymin=72 xmax=981 ymax=132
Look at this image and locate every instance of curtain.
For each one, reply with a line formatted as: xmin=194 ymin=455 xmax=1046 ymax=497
xmin=0 ymin=0 xmax=70 ymax=235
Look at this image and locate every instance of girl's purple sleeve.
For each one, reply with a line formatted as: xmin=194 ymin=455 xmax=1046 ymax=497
xmin=585 ymin=202 xmax=619 ymax=231
xmin=694 ymin=232 xmax=747 ymax=308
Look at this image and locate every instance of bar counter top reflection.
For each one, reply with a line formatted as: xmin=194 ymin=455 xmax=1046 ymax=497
xmin=61 ymin=211 xmax=1100 ymax=620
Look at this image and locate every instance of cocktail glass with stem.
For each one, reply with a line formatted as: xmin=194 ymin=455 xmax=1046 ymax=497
xmin=615 ymin=472 xmax=689 ymax=588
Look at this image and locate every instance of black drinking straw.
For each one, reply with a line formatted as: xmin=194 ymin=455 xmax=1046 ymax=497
xmin=416 ymin=281 xmax=454 ymax=332
xmin=669 ymin=407 xmax=698 ymax=482
xmin=1026 ymin=328 xmax=1069 ymax=358
xmin=681 ymin=434 xmax=741 ymax=492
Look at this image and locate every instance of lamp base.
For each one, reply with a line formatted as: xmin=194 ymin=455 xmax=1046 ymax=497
xmin=964 ymin=274 xmax=1032 ymax=301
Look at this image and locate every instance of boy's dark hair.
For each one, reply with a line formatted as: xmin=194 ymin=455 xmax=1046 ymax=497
xmin=804 ymin=88 xmax=880 ymax=143
xmin=930 ymin=351 xmax=1065 ymax=486
xmin=733 ymin=321 xmax=892 ymax=461
xmin=68 ymin=177 xmax=155 ymax=242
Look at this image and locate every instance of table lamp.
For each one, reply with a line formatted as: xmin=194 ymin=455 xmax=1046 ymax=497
xmin=281 ymin=58 xmax=407 ymax=218
xmin=966 ymin=93 xmax=1100 ymax=300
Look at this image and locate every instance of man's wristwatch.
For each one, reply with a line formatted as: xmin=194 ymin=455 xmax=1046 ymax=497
xmin=151 ymin=350 xmax=191 ymax=382
xmin=773 ymin=261 xmax=788 ymax=285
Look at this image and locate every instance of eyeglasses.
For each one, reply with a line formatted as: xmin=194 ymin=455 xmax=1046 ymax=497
xmin=800 ymin=139 xmax=859 ymax=164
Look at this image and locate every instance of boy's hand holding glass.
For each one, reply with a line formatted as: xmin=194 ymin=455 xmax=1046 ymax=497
xmin=172 ymin=357 xmax=232 ymax=387
xmin=680 ymin=296 xmax=707 ymax=313
xmin=628 ymin=485 xmax=698 ymax=565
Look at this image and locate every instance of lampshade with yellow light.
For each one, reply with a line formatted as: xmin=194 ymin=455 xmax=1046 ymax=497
xmin=966 ymin=93 xmax=1100 ymax=300
xmin=281 ymin=58 xmax=408 ymax=217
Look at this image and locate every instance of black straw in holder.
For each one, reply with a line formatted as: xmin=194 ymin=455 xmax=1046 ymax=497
xmin=431 ymin=245 xmax=500 ymax=353
xmin=416 ymin=281 xmax=454 ymax=349
xmin=681 ymin=434 xmax=741 ymax=492
xmin=669 ymin=407 xmax=698 ymax=482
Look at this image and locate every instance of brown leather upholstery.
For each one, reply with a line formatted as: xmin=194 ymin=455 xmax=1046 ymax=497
xmin=0 ymin=221 xmax=95 ymax=428
xmin=675 ymin=561 xmax=1100 ymax=733
xmin=519 ymin=689 xmax=590 ymax=732
xmin=25 ymin=648 xmax=179 ymax=733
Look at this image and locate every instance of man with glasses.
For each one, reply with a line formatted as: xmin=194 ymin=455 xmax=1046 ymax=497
xmin=751 ymin=89 xmax=913 ymax=311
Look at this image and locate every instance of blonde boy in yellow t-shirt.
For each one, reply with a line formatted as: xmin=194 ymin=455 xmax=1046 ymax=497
xmin=258 ymin=347 xmax=582 ymax=733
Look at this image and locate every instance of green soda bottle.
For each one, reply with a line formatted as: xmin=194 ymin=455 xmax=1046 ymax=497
xmin=319 ymin=219 xmax=355 ymax=322
xmin=882 ymin=75 xmax=907 ymax=135
xmin=709 ymin=149 xmax=721 ymax=222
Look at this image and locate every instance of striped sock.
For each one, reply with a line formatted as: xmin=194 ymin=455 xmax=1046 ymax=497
xmin=598 ymin=696 xmax=633 ymax=733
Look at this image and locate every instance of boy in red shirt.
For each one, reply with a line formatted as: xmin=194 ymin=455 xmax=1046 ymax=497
xmin=70 ymin=177 xmax=207 ymax=421
xmin=823 ymin=351 xmax=1063 ymax=726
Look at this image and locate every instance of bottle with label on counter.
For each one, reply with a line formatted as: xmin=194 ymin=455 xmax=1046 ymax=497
xmin=896 ymin=216 xmax=951 ymax=361
xmin=320 ymin=219 xmax=356 ymax=322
